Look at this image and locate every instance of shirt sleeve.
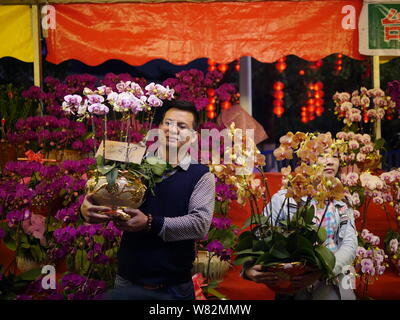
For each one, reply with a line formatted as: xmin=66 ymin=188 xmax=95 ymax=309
xmin=158 ymin=172 xmax=215 ymax=242
xmin=333 ymin=207 xmax=358 ymax=276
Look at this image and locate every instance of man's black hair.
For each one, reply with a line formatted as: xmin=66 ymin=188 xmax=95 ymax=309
xmin=155 ymin=100 xmax=199 ymax=130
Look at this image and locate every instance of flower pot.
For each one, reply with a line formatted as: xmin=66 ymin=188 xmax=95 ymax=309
xmin=47 ymin=149 xmax=87 ymax=162
xmin=16 ymin=255 xmax=43 ymax=273
xmin=192 ymin=250 xmax=231 ymax=282
xmin=86 ymin=171 xmax=146 ymax=209
xmin=262 ymin=261 xmax=309 ymax=294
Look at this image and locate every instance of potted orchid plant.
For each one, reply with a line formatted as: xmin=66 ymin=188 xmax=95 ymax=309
xmin=232 ymin=132 xmax=347 ymax=293
xmin=61 ymin=81 xmax=175 ymax=218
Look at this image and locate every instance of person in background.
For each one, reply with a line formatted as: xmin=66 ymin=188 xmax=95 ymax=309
xmin=243 ymin=152 xmax=358 ymax=300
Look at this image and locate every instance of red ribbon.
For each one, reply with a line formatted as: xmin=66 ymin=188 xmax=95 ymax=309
xmin=192 ymin=273 xmax=207 ymax=300
xmin=25 ymin=150 xmax=44 ymax=163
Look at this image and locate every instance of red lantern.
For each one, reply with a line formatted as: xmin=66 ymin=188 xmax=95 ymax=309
xmin=299 ymin=69 xmax=305 ymax=76
xmin=277 ymin=57 xmax=286 ymax=63
xmin=301 ymin=117 xmax=308 ymax=123
xmin=218 ymin=64 xmax=228 ymax=73
xmin=221 ymin=101 xmax=232 ymax=110
xmin=387 ymin=115 xmax=394 ymax=120
xmin=315 ymin=99 xmax=324 ymax=107
xmin=273 ymin=99 xmax=283 ymax=107
xmin=208 ymin=97 xmax=216 ymax=104
xmin=314 ymin=60 xmax=323 ymax=68
xmin=273 ymin=106 xmax=285 ymax=117
xmin=315 ymin=106 xmax=324 ymax=116
xmin=206 ymin=104 xmax=215 ymax=112
xmin=363 ymin=113 xmax=369 ymax=123
xmin=208 ymin=59 xmax=216 ymax=66
xmin=276 ymin=62 xmax=287 ymax=72
xmin=208 ymin=65 xmax=216 ymax=72
xmin=273 ymin=90 xmax=284 ymax=100
xmin=337 ymin=53 xmax=343 ymax=58
xmin=307 ymin=105 xmax=316 ymax=113
xmin=235 ymin=63 xmax=240 ymax=72
xmin=314 ymin=91 xmax=325 ymax=99
xmin=314 ymin=82 xmax=324 ymax=90
xmin=308 ymin=83 xmax=315 ymax=90
xmin=309 ymin=114 xmax=315 ymax=121
xmin=337 ymin=59 xmax=343 ymax=65
xmin=207 ymin=111 xmax=216 ymax=119
xmin=207 ymin=88 xmax=215 ymax=97
xmin=335 ymin=65 xmax=343 ymax=71
xmin=273 ymin=81 xmax=284 ymax=91
xmin=300 ymin=111 xmax=307 ymax=117
xmin=307 ymin=98 xmax=315 ymax=105
xmin=300 ymin=106 xmax=307 ymax=112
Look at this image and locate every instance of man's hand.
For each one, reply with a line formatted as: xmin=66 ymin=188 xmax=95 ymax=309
xmin=80 ymin=193 xmax=112 ymax=224
xmin=114 ymin=208 xmax=148 ymax=232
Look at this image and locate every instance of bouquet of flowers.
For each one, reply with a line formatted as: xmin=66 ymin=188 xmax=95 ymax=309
xmin=62 ymin=81 xmax=175 ymax=217
xmin=0 ymin=159 xmax=95 ymax=272
xmin=354 ymin=229 xmax=388 ymax=299
xmin=234 ymin=132 xmax=346 ymax=293
xmin=333 ymin=87 xmax=396 ymax=133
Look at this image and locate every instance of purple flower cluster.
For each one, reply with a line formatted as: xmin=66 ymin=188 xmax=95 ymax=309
xmin=211 ymin=217 xmax=232 ymax=230
xmin=163 ymin=69 xmax=237 ymax=112
xmin=17 ymin=272 xmax=107 ymax=300
xmin=101 ymin=73 xmax=147 ymax=91
xmin=7 ymin=115 xmax=90 ymax=152
xmin=215 ymin=83 xmax=236 ymax=102
xmin=206 ymin=240 xmax=232 ymax=261
xmin=215 ymin=182 xmax=238 ymax=202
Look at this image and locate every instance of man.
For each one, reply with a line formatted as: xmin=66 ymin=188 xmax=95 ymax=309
xmin=81 ymin=100 xmax=215 ymax=300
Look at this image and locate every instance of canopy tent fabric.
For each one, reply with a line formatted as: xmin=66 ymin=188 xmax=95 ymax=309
xmin=46 ymin=0 xmax=364 ymax=66
xmin=0 ymin=5 xmax=33 ymax=62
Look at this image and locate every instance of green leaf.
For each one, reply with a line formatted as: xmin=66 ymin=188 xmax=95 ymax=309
xmin=374 ymin=138 xmax=385 ymax=150
xmin=235 ymin=232 xmax=254 ymax=251
xmin=106 ymin=167 xmax=118 ymax=186
xmin=96 ymin=155 xmax=104 ymax=167
xmin=30 ymin=245 xmax=42 ymax=261
xmin=317 ymin=227 xmax=328 ymax=244
xmin=304 ymin=206 xmax=315 ymax=224
xmin=18 ymin=268 xmax=42 ymax=281
xmin=256 ymin=252 xmax=274 ymax=265
xmin=234 ymin=255 xmax=255 ymax=266
xmin=151 ymin=163 xmax=167 ymax=176
xmin=315 ymin=244 xmax=336 ymax=275
xmin=207 ymin=288 xmax=227 ymax=300
xmin=235 ymin=249 xmax=264 ymax=256
xmin=270 ymin=245 xmax=290 ymax=260
xmin=98 ymin=163 xmax=116 ymax=175
xmin=3 ymin=235 xmax=16 ymax=251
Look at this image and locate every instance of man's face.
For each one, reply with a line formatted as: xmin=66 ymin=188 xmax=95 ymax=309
xmin=159 ymin=108 xmax=196 ymax=150
xmin=317 ymin=152 xmax=340 ymax=178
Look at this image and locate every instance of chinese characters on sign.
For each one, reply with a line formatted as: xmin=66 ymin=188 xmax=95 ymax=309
xmin=381 ymin=8 xmax=400 ymax=41
xmin=359 ymin=2 xmax=400 ymax=56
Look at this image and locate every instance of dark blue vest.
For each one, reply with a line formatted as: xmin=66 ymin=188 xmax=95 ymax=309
xmin=117 ymin=163 xmax=209 ymax=285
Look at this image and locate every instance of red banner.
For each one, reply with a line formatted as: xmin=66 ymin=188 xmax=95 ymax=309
xmin=46 ymin=1 xmax=363 ymax=66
